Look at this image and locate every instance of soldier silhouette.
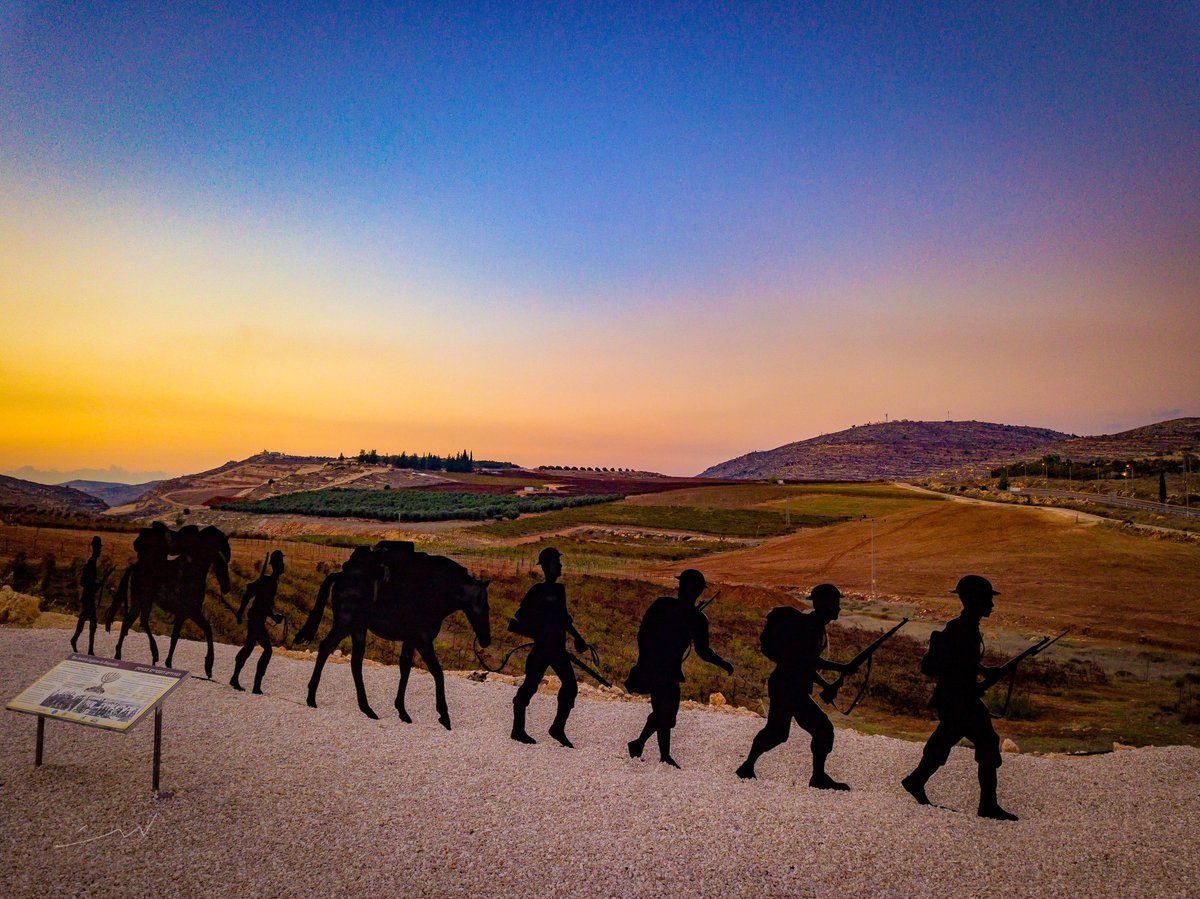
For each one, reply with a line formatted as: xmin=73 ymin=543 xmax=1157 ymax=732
xmin=509 ymin=547 xmax=590 ymax=747
xmin=901 ymin=575 xmax=1017 ymax=821
xmin=230 ymin=550 xmax=285 ymax=694
xmin=71 ymin=536 xmax=106 ymax=655
xmin=736 ymin=583 xmax=857 ymax=790
xmin=625 ymin=569 xmax=733 ymax=768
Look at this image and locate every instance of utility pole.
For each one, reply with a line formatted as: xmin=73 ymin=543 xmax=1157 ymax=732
xmin=870 ymin=519 xmax=876 ymax=598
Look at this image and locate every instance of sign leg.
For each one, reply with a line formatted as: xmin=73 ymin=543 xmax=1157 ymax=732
xmin=152 ymin=706 xmax=162 ymax=793
xmin=36 ymin=716 xmax=45 ymax=767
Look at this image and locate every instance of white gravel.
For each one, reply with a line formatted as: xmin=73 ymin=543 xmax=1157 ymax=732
xmin=1 ymin=628 xmax=1197 ymax=898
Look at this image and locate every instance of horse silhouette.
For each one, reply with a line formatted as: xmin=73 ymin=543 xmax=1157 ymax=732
xmin=294 ymin=540 xmax=490 ymax=728
xmin=107 ymin=523 xmax=231 ymax=677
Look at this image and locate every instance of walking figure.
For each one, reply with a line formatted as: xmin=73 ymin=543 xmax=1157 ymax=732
xmin=901 ymin=575 xmax=1017 ymax=821
xmin=231 ymin=550 xmax=285 ymax=694
xmin=736 ymin=583 xmax=857 ymax=790
xmin=625 ymin=569 xmax=733 ymax=768
xmin=71 ymin=536 xmax=107 ymax=655
xmin=510 ymin=547 xmax=590 ymax=747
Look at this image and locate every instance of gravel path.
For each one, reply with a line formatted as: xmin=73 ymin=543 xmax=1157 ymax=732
xmin=2 ymin=628 xmax=1196 ymax=897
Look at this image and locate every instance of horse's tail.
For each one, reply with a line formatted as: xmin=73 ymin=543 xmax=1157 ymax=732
xmin=294 ymin=572 xmax=337 ymax=645
xmin=105 ymin=566 xmax=133 ymax=631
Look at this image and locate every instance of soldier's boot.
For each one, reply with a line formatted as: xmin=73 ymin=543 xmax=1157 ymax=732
xmin=977 ymin=766 xmax=1017 ymax=821
xmin=548 ymin=704 xmax=573 ymax=748
xmin=229 ymin=657 xmax=246 ymax=692
xmin=252 ymin=649 xmax=271 ymax=695
xmin=808 ymin=745 xmax=849 ymax=790
xmin=656 ymin=727 xmax=680 ymax=769
xmin=510 ymin=699 xmax=536 ymax=744
xmin=902 ymin=752 xmax=942 ymax=805
xmin=628 ymin=715 xmax=654 ymax=758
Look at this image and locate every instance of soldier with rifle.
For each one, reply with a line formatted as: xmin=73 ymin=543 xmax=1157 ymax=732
xmin=625 ymin=569 xmax=733 ymax=768
xmin=901 ymin=575 xmax=1065 ymax=821
xmin=71 ymin=536 xmax=109 ymax=655
xmin=509 ymin=547 xmax=591 ymax=747
xmin=231 ymin=550 xmax=285 ymax=694
xmin=736 ymin=584 xmax=898 ymax=790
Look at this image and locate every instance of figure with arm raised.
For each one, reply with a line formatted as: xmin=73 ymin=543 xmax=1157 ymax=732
xmin=231 ymin=550 xmax=285 ymax=695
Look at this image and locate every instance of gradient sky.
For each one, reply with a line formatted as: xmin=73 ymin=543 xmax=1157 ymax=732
xmin=2 ymin=2 xmax=1197 ymax=477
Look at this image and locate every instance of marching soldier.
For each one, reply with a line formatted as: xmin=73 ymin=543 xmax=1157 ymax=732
xmin=625 ymin=569 xmax=733 ymax=768
xmin=510 ymin=547 xmax=590 ymax=747
xmin=71 ymin=536 xmax=105 ymax=655
xmin=901 ymin=575 xmax=1017 ymax=821
xmin=736 ymin=583 xmax=857 ymax=790
xmin=231 ymin=550 xmax=285 ymax=694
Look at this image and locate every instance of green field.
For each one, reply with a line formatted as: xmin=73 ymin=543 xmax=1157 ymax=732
xmin=219 ymin=488 xmax=622 ymax=522
xmin=469 ymin=498 xmax=841 ymax=538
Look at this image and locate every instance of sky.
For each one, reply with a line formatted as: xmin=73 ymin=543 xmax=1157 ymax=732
xmin=2 ymin=2 xmax=1197 ymax=479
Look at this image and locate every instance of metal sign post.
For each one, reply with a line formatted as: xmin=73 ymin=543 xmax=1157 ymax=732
xmin=8 ymin=654 xmax=188 ymax=793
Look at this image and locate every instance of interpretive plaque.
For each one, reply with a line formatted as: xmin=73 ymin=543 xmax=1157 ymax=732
xmin=6 ymin=654 xmax=189 ymax=790
xmin=7 ymin=654 xmax=187 ymax=731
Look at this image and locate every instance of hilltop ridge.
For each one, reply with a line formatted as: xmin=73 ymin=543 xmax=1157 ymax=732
xmin=698 ymin=420 xmax=1069 ymax=481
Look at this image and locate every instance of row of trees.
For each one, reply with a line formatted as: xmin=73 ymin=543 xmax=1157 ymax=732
xmin=353 ymin=449 xmax=476 ymax=472
xmin=991 ymin=454 xmax=1195 ymax=481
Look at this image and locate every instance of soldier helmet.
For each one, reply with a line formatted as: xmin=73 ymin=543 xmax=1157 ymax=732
xmin=269 ymin=549 xmax=284 ymax=568
xmin=675 ymin=569 xmax=707 ymax=592
xmin=536 ymin=547 xmax=561 ymax=568
xmin=90 ymin=536 xmax=102 ymax=550
xmin=809 ymin=583 xmax=843 ymax=605
xmin=952 ymin=575 xmax=999 ymax=599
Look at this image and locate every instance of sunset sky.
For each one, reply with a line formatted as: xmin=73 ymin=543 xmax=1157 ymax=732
xmin=2 ymin=3 xmax=1197 ymax=478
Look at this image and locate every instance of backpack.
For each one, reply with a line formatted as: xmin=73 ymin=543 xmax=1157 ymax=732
xmin=760 ymin=606 xmax=804 ymax=662
xmin=921 ymin=629 xmax=946 ymax=677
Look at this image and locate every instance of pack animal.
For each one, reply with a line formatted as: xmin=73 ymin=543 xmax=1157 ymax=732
xmin=294 ymin=541 xmax=490 ymax=728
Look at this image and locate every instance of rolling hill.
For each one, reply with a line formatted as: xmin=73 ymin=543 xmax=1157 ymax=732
xmin=1018 ymin=417 xmax=1200 ymax=462
xmin=0 ymin=474 xmax=108 ymax=514
xmin=698 ymin=420 xmax=1069 ymax=481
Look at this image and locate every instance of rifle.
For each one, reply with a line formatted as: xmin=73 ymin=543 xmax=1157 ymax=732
xmin=696 ymin=590 xmax=721 ymax=614
xmin=980 ymin=628 xmax=1070 ymax=717
xmin=569 ymin=646 xmax=613 ymax=688
xmin=820 ymin=617 xmax=909 ymax=715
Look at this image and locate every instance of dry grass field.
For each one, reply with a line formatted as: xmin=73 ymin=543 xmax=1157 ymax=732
xmin=676 ymin=500 xmax=1200 ymax=651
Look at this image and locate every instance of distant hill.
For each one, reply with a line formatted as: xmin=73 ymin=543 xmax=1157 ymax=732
xmin=62 ymin=479 xmax=162 ymax=507
xmin=1018 ymin=417 xmax=1200 ymax=462
xmin=0 ymin=474 xmax=108 ymax=514
xmin=698 ymin=420 xmax=1070 ymax=481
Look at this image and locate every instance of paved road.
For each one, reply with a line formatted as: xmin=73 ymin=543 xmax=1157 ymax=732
xmin=1014 ymin=488 xmax=1200 ymax=520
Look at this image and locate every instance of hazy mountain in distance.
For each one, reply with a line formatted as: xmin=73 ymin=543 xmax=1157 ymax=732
xmin=3 ymin=464 xmax=173 ymax=485
xmin=62 ymin=480 xmax=163 ymax=507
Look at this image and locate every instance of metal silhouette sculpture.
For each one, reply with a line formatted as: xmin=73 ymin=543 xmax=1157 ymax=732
xmin=71 ymin=536 xmax=111 ymax=655
xmin=294 ymin=540 xmax=491 ymax=728
xmin=902 ymin=575 xmax=1026 ymax=821
xmin=625 ymin=569 xmax=733 ymax=768
xmin=736 ymin=584 xmax=868 ymax=790
xmin=508 ymin=547 xmax=591 ymax=747
xmin=108 ymin=523 xmax=231 ymax=678
xmin=231 ymin=550 xmax=285 ymax=694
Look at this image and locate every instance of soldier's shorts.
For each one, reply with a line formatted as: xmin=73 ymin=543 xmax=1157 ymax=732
xmin=649 ymin=683 xmax=682 ymax=729
xmin=925 ymin=698 xmax=1002 ymax=769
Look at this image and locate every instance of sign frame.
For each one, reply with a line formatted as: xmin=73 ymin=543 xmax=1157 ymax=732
xmin=6 ymin=653 xmax=189 ymax=792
